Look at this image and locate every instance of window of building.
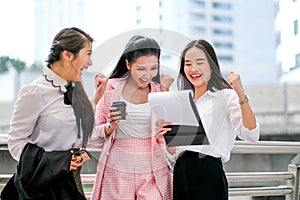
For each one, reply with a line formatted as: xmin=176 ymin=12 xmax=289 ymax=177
xmin=136 ymin=18 xmax=141 ymax=25
xmin=136 ymin=5 xmax=141 ymax=11
xmin=294 ymin=19 xmax=298 ymax=35
xmin=296 ymin=53 xmax=300 ymax=68
xmin=218 ymin=55 xmax=233 ymax=62
xmin=191 ymin=26 xmax=206 ymax=34
xmin=213 ymin=15 xmax=232 ymax=23
xmin=212 ymin=2 xmax=231 ymax=10
xmin=275 ymin=31 xmax=281 ymax=47
xmin=213 ymin=28 xmax=232 ymax=36
xmin=274 ymin=0 xmax=280 ymax=15
xmin=190 ymin=0 xmax=205 ymax=7
xmin=190 ymin=13 xmax=205 ymax=21
xmin=213 ymin=41 xmax=233 ymax=49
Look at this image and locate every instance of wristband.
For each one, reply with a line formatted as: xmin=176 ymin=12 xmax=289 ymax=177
xmin=239 ymin=95 xmax=249 ymax=105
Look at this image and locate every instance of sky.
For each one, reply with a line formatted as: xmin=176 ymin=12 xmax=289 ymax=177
xmin=0 ymin=0 xmax=143 ymax=66
xmin=0 ymin=0 xmax=35 ymax=65
xmin=0 ymin=0 xmax=298 ymax=73
xmin=0 ymin=0 xmax=164 ymax=102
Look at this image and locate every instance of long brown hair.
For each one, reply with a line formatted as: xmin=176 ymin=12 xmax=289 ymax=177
xmin=47 ymin=27 xmax=94 ymax=147
xmin=46 ymin=27 xmax=94 ymax=68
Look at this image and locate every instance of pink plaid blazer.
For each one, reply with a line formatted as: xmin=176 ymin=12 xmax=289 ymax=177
xmin=90 ymin=77 xmax=173 ymax=200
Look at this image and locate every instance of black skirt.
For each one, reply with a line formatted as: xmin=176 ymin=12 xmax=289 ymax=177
xmin=173 ymin=151 xmax=228 ymax=200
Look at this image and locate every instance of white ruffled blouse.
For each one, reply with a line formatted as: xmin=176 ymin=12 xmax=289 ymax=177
xmin=8 ymin=67 xmax=83 ymax=161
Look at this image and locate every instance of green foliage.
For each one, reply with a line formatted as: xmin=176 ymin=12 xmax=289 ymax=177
xmin=0 ymin=56 xmax=26 ymax=73
xmin=0 ymin=56 xmax=10 ymax=73
xmin=29 ymin=61 xmax=44 ymax=72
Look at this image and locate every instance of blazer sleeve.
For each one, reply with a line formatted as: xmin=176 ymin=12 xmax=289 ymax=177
xmin=88 ymin=88 xmax=114 ymax=150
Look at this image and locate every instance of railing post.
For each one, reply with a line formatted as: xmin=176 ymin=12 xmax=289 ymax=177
xmin=283 ymin=81 xmax=289 ymax=125
xmin=286 ymin=154 xmax=300 ymax=200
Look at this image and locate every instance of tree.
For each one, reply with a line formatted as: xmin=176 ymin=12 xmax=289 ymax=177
xmin=29 ymin=61 xmax=43 ymax=72
xmin=0 ymin=56 xmax=10 ymax=73
xmin=0 ymin=56 xmax=26 ymax=73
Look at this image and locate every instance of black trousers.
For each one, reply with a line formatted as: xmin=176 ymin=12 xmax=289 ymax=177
xmin=173 ymin=151 xmax=228 ymax=200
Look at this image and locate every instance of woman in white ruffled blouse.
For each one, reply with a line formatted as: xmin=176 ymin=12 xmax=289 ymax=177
xmin=6 ymin=27 xmax=108 ymax=200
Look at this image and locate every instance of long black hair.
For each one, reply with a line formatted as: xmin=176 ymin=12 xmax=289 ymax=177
xmin=177 ymin=39 xmax=232 ymax=92
xmin=110 ymin=35 xmax=161 ymax=83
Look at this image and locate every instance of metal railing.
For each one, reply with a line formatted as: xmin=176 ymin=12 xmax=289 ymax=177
xmin=254 ymin=110 xmax=300 ymax=134
xmin=228 ymin=140 xmax=300 ymax=199
xmin=1 ymin=141 xmax=300 ymax=199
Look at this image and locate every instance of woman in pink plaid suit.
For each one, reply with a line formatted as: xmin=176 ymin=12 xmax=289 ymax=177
xmin=90 ymin=36 xmax=173 ymax=200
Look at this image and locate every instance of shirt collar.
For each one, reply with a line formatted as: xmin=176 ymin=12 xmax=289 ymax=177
xmin=195 ymin=89 xmax=219 ymax=103
xmin=43 ymin=67 xmax=69 ymax=93
xmin=206 ymin=90 xmax=219 ymax=97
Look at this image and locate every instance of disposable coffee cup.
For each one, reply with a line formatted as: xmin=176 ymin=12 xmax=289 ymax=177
xmin=111 ymin=101 xmax=127 ymax=120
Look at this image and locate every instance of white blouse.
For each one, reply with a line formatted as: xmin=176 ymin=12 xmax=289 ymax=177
xmin=116 ymin=96 xmax=151 ymax=138
xmin=165 ymin=89 xmax=260 ymax=163
xmin=8 ymin=67 xmax=86 ymax=161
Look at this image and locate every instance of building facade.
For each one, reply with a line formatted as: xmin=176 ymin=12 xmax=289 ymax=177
xmin=33 ymin=0 xmax=278 ymax=85
xmin=275 ymin=0 xmax=300 ymax=75
xmin=34 ymin=0 xmax=85 ymax=63
xmin=159 ymin=0 xmax=279 ymax=85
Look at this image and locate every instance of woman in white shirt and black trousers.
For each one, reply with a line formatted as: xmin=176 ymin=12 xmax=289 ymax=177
xmin=156 ymin=39 xmax=260 ymax=200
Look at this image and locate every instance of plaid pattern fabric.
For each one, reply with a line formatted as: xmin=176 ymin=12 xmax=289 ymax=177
xmin=91 ymin=78 xmax=173 ymax=200
xmin=99 ymin=138 xmax=171 ymax=199
xmin=100 ymin=167 xmax=163 ymax=200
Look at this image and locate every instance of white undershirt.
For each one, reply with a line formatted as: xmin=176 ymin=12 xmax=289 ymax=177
xmin=116 ymin=96 xmax=151 ymax=138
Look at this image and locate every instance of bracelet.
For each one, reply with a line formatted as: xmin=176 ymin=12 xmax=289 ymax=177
xmin=239 ymin=95 xmax=249 ymax=105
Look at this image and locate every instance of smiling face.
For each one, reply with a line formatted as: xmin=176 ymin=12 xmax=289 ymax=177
xmin=68 ymin=41 xmax=93 ymax=82
xmin=126 ymin=55 xmax=159 ymax=88
xmin=184 ymin=46 xmax=211 ymax=89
